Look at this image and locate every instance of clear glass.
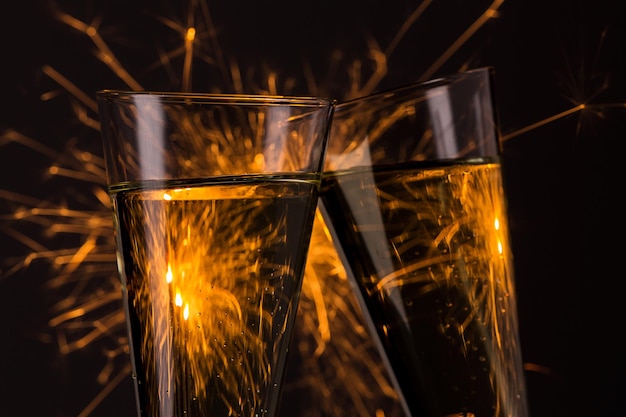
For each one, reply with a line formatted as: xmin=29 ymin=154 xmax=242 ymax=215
xmin=97 ymin=91 xmax=334 ymax=417
xmin=318 ymin=67 xmax=529 ymax=417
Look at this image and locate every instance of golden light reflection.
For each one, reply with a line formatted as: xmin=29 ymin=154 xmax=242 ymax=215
xmin=113 ymin=179 xmax=310 ymax=415
xmin=183 ymin=303 xmax=190 ymax=320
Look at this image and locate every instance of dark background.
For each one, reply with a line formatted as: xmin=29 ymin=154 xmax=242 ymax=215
xmin=1 ymin=1 xmax=624 ymax=416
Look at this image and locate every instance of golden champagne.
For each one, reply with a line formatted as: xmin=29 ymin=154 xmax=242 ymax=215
xmin=320 ymin=160 xmax=527 ymax=417
xmin=110 ymin=176 xmax=319 ymax=417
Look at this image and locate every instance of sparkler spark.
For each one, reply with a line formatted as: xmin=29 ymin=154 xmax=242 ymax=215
xmin=1 ymin=1 xmax=624 ymax=417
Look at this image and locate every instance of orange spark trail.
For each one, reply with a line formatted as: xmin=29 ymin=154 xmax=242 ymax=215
xmin=419 ymin=0 xmax=504 ymax=82
xmin=76 ymin=367 xmax=131 ymax=417
xmin=42 ymin=65 xmax=98 ymax=112
xmin=53 ymin=10 xmax=143 ymax=91
xmin=502 ymin=104 xmax=585 ymax=142
xmin=356 ymin=0 xmax=433 ymax=98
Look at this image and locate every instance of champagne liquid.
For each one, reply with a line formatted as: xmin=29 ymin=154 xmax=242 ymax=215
xmin=110 ymin=176 xmax=319 ymax=417
xmin=320 ymin=161 xmax=527 ymax=417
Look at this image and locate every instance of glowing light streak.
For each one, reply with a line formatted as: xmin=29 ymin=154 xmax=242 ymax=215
xmin=76 ymin=367 xmax=132 ymax=417
xmin=419 ymin=0 xmax=504 ymax=82
xmin=356 ymin=0 xmax=432 ymax=98
xmin=0 ymin=129 xmax=62 ymax=160
xmin=42 ymin=65 xmax=99 ymax=113
xmin=502 ymin=104 xmax=585 ymax=142
xmin=48 ymin=164 xmax=104 ymax=183
xmin=183 ymin=27 xmax=196 ymax=91
xmin=384 ymin=0 xmax=432 ymax=59
xmin=52 ymin=10 xmax=143 ymax=91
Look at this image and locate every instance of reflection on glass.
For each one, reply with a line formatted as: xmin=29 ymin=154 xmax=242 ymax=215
xmin=319 ymin=68 xmax=529 ymax=417
xmin=97 ymin=91 xmax=334 ymax=417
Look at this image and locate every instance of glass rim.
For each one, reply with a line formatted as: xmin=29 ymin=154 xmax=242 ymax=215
xmin=338 ymin=66 xmax=494 ymax=106
xmin=96 ymin=89 xmax=335 ymax=108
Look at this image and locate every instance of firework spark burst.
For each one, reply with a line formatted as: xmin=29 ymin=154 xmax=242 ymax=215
xmin=1 ymin=1 xmax=624 ymax=417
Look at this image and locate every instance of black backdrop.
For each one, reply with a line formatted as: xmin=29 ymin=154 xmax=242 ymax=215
xmin=1 ymin=1 xmax=624 ymax=416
